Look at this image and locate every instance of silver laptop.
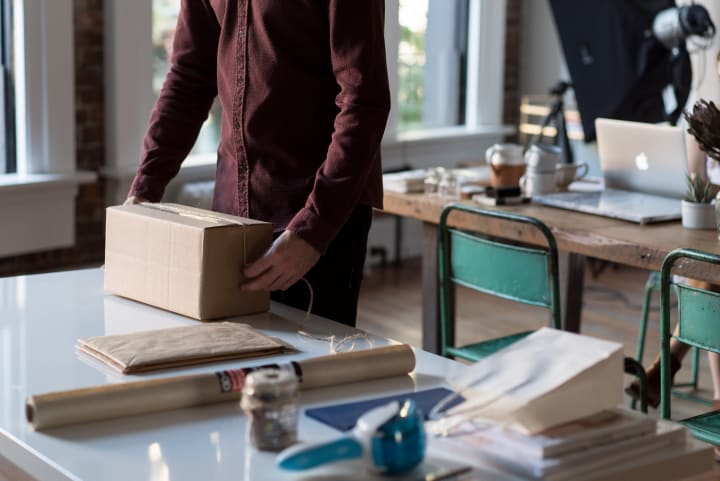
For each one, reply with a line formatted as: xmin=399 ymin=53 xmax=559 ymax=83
xmin=532 ymin=118 xmax=687 ymax=224
xmin=596 ymin=118 xmax=686 ymax=198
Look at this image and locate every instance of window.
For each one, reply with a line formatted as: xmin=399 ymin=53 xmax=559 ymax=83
xmin=153 ymin=0 xmax=221 ymax=162
xmin=106 ymin=0 xmax=510 ymax=181
xmin=152 ymin=0 xmax=470 ymax=138
xmin=0 ymin=0 xmax=14 ymax=173
xmin=0 ymin=0 xmax=93 ymax=258
xmin=398 ymin=0 xmax=468 ymax=132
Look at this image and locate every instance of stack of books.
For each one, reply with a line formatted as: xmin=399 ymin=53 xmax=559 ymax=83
xmin=428 ymin=408 xmax=713 ymax=481
xmin=382 ymin=169 xmax=429 ymax=193
xmin=382 ymin=166 xmax=491 ymax=194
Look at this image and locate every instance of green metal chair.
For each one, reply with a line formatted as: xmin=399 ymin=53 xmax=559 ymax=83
xmin=660 ymin=248 xmax=720 ymax=444
xmin=438 ymin=204 xmax=562 ymax=361
xmin=438 ymin=203 xmax=648 ymax=413
xmin=635 ymin=272 xmax=705 ymax=406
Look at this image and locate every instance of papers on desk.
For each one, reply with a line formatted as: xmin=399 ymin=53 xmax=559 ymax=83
xmin=423 ymin=328 xmax=713 ymax=481
xmin=427 ymin=411 xmax=709 ymax=481
xmin=383 ymin=169 xmax=429 ymax=193
xmin=382 ymin=166 xmax=491 ymax=193
xmin=443 ymin=328 xmax=624 ymax=435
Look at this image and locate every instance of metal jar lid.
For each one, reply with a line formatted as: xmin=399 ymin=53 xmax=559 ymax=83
xmin=241 ymin=368 xmax=298 ymax=410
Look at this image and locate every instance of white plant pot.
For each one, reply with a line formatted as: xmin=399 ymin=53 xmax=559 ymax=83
xmin=681 ymin=200 xmax=716 ymax=229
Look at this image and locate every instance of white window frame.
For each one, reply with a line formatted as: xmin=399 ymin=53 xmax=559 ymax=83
xmin=104 ymin=0 xmax=513 ymax=205
xmin=383 ymin=0 xmax=513 ymax=169
xmin=0 ymin=0 xmax=95 ymax=258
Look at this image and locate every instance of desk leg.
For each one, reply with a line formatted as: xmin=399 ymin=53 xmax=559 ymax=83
xmin=422 ymin=222 xmax=450 ymax=354
xmin=560 ymin=254 xmax=585 ymax=332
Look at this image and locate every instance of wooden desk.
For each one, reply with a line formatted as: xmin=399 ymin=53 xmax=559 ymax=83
xmin=382 ymin=191 xmax=720 ymax=353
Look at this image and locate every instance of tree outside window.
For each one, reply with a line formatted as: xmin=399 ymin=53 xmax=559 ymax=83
xmin=153 ymin=0 xmax=220 ymax=158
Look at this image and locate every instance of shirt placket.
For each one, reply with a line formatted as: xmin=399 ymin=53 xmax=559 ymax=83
xmin=233 ymin=0 xmax=250 ymax=217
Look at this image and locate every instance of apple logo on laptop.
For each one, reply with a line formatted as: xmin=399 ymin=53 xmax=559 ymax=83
xmin=635 ymin=152 xmax=649 ymax=171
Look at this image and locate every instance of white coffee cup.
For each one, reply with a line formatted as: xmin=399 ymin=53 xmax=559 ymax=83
xmin=524 ymin=144 xmax=562 ymax=173
xmin=555 ymin=162 xmax=589 ymax=191
xmin=520 ymin=172 xmax=556 ymax=197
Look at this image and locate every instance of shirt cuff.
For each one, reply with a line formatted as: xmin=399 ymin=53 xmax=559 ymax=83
xmin=285 ymin=207 xmax=339 ymax=255
xmin=128 ymin=173 xmax=168 ymax=203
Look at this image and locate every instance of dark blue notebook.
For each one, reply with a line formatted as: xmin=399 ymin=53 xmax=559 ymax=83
xmin=305 ymin=387 xmax=462 ymax=432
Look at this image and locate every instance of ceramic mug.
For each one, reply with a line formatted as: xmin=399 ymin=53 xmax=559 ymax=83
xmin=520 ymin=172 xmax=556 ymax=197
xmin=485 ymin=143 xmax=526 ymax=188
xmin=555 ymin=162 xmax=589 ymax=191
xmin=524 ymin=144 xmax=562 ymax=173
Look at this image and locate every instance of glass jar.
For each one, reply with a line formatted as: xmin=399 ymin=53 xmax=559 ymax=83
xmin=241 ymin=367 xmax=299 ymax=451
xmin=424 ymin=167 xmax=445 ymax=195
xmin=438 ymin=171 xmax=460 ymax=199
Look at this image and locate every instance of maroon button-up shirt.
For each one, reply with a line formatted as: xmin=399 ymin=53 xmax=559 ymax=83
xmin=129 ymin=0 xmax=390 ymax=253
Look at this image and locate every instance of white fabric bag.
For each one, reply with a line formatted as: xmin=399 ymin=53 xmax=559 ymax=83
xmin=442 ymin=328 xmax=624 ymax=435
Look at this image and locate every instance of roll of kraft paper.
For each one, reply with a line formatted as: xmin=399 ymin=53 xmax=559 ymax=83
xmin=27 ymin=344 xmax=415 ymax=431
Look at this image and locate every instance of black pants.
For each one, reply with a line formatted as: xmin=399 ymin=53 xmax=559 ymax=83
xmin=271 ymin=205 xmax=372 ymax=327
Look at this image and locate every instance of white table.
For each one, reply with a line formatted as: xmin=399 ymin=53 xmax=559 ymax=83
xmin=1 ymin=269 xmax=712 ymax=481
xmin=0 ymin=269 xmax=474 ymax=481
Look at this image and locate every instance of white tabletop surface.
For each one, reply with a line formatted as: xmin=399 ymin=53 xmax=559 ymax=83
xmin=0 ymin=268 xmax=477 ymax=481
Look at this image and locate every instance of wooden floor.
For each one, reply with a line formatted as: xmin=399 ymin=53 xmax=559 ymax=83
xmin=357 ymin=257 xmax=720 ymax=479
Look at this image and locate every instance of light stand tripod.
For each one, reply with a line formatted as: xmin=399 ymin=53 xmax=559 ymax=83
xmin=525 ymin=81 xmax=574 ymax=164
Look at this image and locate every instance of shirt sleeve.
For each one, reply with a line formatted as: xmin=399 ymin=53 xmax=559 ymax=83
xmin=128 ymin=0 xmax=220 ymax=202
xmin=285 ymin=0 xmax=391 ymax=253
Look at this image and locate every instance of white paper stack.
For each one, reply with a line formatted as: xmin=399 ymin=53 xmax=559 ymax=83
xmin=444 ymin=328 xmax=625 ymax=435
xmin=427 ymin=328 xmax=714 ymax=480
xmin=382 ymin=169 xmax=429 ymax=193
xmin=382 ymin=166 xmax=492 ymax=194
xmin=428 ymin=409 xmax=709 ymax=481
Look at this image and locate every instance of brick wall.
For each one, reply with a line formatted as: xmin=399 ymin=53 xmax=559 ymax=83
xmin=0 ymin=0 xmax=106 ymax=277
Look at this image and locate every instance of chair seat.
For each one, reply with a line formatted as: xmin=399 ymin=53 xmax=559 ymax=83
xmin=445 ymin=330 xmax=535 ymax=362
xmin=680 ymin=410 xmax=720 ymax=446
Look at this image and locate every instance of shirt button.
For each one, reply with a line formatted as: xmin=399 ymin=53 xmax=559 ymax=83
xmin=238 ymin=75 xmax=244 ymax=84
xmin=239 ymin=164 xmax=247 ymax=174
xmin=238 ymin=30 xmax=245 ymax=38
xmin=234 ymin=118 xmax=240 ymax=129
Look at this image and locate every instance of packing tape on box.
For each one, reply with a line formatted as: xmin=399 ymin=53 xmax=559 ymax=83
xmin=26 ymin=344 xmax=416 ymax=431
xmin=140 ymin=202 xmax=229 ymax=224
xmin=140 ymin=202 xmax=251 ymax=265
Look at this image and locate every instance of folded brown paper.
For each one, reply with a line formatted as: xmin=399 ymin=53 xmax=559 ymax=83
xmin=27 ymin=344 xmax=416 ymax=430
xmin=77 ymin=322 xmax=292 ymax=374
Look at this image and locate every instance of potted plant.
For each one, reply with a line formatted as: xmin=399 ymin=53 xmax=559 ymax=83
xmin=683 ymin=100 xmax=720 ymax=230
xmin=682 ymin=173 xmax=715 ymax=229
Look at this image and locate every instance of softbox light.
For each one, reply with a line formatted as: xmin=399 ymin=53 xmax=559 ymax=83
xmin=548 ymin=0 xmax=688 ymax=142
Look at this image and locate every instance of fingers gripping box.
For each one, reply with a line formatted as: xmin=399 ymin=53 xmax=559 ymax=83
xmin=104 ymin=203 xmax=272 ymax=320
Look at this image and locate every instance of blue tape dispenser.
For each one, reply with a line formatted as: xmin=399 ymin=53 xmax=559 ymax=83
xmin=277 ymin=399 xmax=426 ymax=474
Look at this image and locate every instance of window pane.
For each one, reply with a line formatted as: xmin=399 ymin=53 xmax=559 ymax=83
xmin=398 ymin=0 xmax=468 ymax=132
xmin=152 ymin=0 xmax=220 ymax=159
xmin=0 ymin=0 xmax=13 ymax=173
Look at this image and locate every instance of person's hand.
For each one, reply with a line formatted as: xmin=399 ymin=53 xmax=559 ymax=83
xmin=124 ymin=195 xmax=148 ymax=205
xmin=242 ymin=230 xmax=321 ymax=292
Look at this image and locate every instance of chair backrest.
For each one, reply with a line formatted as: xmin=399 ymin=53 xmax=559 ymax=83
xmin=438 ymin=204 xmax=562 ymax=354
xmin=660 ymin=248 xmax=720 ymax=419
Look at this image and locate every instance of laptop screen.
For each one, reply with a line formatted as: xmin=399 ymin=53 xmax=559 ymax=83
xmin=595 ymin=118 xmax=687 ymax=199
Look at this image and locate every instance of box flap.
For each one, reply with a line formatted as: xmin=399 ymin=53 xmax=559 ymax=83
xmin=107 ymin=203 xmax=269 ymax=230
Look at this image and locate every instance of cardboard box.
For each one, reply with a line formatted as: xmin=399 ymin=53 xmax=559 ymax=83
xmin=104 ymin=203 xmax=273 ymax=320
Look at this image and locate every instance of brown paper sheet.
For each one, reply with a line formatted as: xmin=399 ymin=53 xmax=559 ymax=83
xmin=76 ymin=322 xmax=292 ymax=374
xmin=27 ymin=344 xmax=416 ymax=430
